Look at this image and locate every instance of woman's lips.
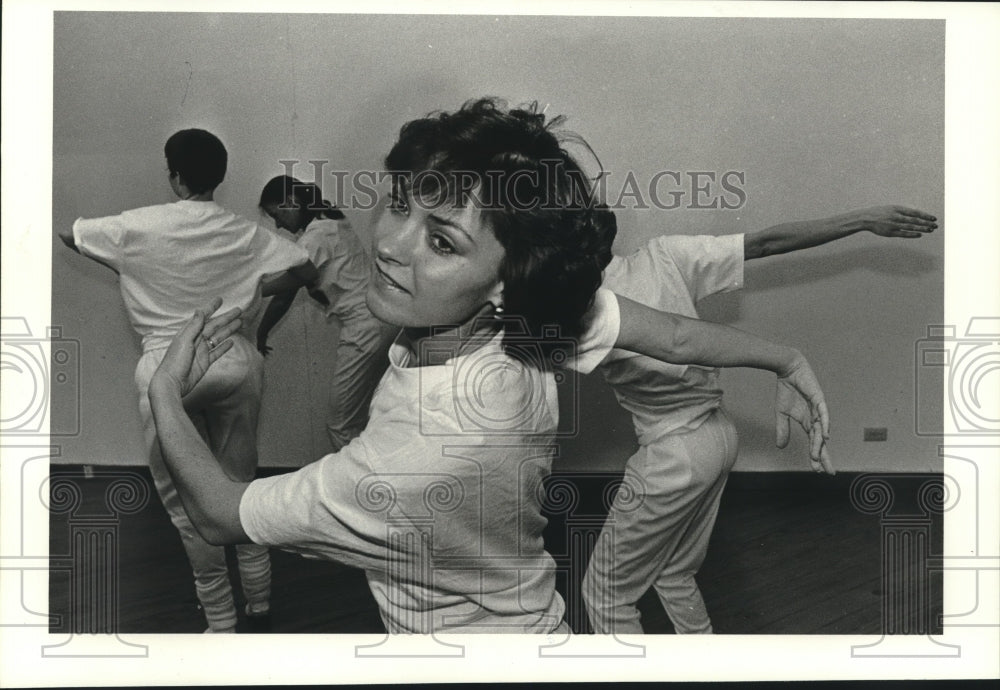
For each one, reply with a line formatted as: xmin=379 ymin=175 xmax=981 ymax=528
xmin=374 ymin=262 xmax=409 ymax=294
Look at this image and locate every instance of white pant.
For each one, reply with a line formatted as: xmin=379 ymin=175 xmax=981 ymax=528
xmin=135 ymin=334 xmax=271 ymax=631
xmin=325 ymin=311 xmax=396 ymax=452
xmin=583 ymin=408 xmax=738 ymax=634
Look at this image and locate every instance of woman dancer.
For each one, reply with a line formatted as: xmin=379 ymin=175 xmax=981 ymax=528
xmin=257 ymin=176 xmax=396 ymax=451
xmin=147 ymin=99 xmax=829 ymax=633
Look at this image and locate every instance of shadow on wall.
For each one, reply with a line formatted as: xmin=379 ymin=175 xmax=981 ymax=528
xmin=331 ymin=76 xmax=478 ymax=237
xmin=699 ymin=244 xmax=940 ymax=325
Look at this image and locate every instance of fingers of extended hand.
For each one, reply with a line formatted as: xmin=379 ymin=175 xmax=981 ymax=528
xmin=820 ymin=443 xmax=834 ymax=475
xmin=179 ymin=309 xmax=208 ymax=346
xmin=893 ymin=206 xmax=937 ymax=223
xmin=896 ymin=222 xmax=936 ymax=233
xmin=809 ymin=417 xmax=825 ymax=462
xmin=817 ymin=400 xmax=830 ymax=439
xmin=810 ymin=438 xmax=835 ymax=476
xmin=204 ymin=309 xmax=243 ymax=346
xmin=886 ymin=212 xmax=937 ymax=232
xmin=182 ymin=298 xmax=225 ymax=342
xmin=208 ymin=337 xmax=234 ymax=363
xmin=775 ymin=413 xmax=791 ymax=448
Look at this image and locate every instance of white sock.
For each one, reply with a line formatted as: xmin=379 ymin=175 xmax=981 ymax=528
xmin=204 ymin=626 xmax=237 ymax=634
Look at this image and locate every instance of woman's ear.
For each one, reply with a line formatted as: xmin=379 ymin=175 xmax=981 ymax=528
xmin=488 ymin=281 xmax=505 ymax=311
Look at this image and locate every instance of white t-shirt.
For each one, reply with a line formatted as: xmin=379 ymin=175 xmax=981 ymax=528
xmin=296 ymin=217 xmax=371 ymax=321
xmin=73 ymin=200 xmax=310 ymax=351
xmin=239 ymin=288 xmax=621 ymax=633
xmin=599 ymin=234 xmax=744 ymax=443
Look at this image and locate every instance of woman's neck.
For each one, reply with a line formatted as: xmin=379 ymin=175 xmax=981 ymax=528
xmin=400 ymin=304 xmax=501 ymax=367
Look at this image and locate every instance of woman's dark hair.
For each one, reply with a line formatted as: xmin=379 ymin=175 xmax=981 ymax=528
xmin=258 ymin=175 xmax=345 ymax=220
xmin=385 ymin=97 xmax=617 ymax=364
xmin=164 ymin=129 xmax=228 ymax=194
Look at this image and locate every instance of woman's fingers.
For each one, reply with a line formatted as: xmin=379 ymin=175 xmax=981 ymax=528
xmin=809 ymin=417 xmax=825 ymax=460
xmin=775 ymin=413 xmax=791 ymax=449
xmin=810 ymin=437 xmax=835 ymax=475
xmin=203 ymin=310 xmax=243 ymax=346
xmin=204 ymin=306 xmax=242 ymax=333
xmin=889 ymin=222 xmax=935 ymax=234
xmin=893 ymin=206 xmax=937 ymax=222
xmin=195 ymin=301 xmax=242 ymax=353
xmin=207 ymin=337 xmax=235 ymax=363
xmin=178 ymin=307 xmax=209 ymax=345
xmin=179 ymin=297 xmax=224 ymax=342
xmin=816 ymin=400 xmax=830 ymax=439
xmin=896 ymin=222 xmax=936 ymax=233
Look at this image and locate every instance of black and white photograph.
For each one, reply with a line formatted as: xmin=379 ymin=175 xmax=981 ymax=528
xmin=1 ymin=0 xmax=997 ymax=686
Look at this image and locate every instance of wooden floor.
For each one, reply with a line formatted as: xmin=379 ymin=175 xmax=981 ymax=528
xmin=48 ymin=466 xmax=942 ymax=635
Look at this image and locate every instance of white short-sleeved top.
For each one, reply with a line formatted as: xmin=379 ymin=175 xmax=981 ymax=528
xmin=239 ymin=288 xmax=621 ymax=634
xmin=296 ymin=217 xmax=371 ymax=321
xmin=73 ymin=200 xmax=310 ymax=351
xmin=599 ymin=234 xmax=744 ymax=443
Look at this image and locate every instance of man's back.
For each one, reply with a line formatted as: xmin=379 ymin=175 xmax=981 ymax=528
xmin=72 ymin=199 xmax=308 ymax=351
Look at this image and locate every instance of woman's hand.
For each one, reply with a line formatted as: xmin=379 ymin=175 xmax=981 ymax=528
xmin=151 ymin=298 xmax=243 ymax=398
xmin=775 ymin=353 xmax=834 ymax=475
xmin=842 ymin=205 xmax=938 ymax=239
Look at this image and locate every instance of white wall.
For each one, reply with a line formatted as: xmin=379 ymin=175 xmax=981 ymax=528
xmin=51 ymin=13 xmax=943 ymax=471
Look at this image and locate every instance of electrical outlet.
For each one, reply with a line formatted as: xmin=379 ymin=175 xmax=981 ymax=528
xmin=864 ymin=427 xmax=888 ymax=442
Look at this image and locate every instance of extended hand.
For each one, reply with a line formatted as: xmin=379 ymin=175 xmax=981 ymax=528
xmin=847 ymin=205 xmax=937 ymax=239
xmin=151 ymin=298 xmax=243 ymax=398
xmin=775 ymin=355 xmax=834 ymax=475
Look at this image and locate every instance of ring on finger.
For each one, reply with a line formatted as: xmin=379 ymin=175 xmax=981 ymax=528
xmin=205 ymin=335 xmax=217 ymax=350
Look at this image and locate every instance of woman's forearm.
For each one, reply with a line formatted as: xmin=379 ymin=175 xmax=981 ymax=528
xmin=743 ymin=206 xmax=938 ymax=259
xmin=743 ymin=217 xmax=855 ymax=260
xmin=615 ymin=295 xmax=803 ymax=375
xmin=147 ymin=375 xmax=251 ymax=545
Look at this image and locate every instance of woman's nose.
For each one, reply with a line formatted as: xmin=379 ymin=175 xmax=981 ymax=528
xmin=375 ymin=216 xmax=418 ymax=264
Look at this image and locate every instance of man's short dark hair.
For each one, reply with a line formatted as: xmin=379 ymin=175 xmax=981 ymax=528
xmin=164 ymin=129 xmax=227 ymax=194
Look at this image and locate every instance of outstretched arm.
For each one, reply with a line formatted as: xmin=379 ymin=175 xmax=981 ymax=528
xmin=261 ymin=260 xmax=321 ymax=296
xmin=256 ymin=288 xmax=300 ymax=355
xmin=614 ymin=295 xmax=833 ymax=473
xmin=261 ymin=261 xmax=331 ymax=316
xmin=147 ymin=299 xmax=253 ymax=545
xmin=743 ymin=206 xmax=937 ymax=260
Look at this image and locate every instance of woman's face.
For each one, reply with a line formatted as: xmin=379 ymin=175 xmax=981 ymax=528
xmin=366 ymin=187 xmax=505 ymax=329
xmin=262 ymin=202 xmax=308 ymax=233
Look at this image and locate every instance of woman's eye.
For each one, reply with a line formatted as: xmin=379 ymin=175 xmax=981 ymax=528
xmin=429 ymin=233 xmax=455 ymax=255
